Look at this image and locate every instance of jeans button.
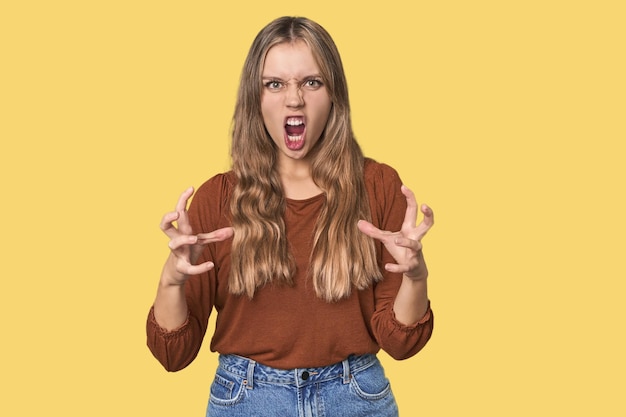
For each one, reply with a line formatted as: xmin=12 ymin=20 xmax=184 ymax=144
xmin=301 ymin=371 xmax=310 ymax=380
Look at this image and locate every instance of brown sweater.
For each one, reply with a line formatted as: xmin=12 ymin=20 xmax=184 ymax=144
xmin=147 ymin=159 xmax=433 ymax=371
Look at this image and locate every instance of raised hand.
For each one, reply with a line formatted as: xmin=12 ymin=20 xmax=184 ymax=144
xmin=159 ymin=187 xmax=234 ymax=285
xmin=358 ymin=185 xmax=434 ymax=281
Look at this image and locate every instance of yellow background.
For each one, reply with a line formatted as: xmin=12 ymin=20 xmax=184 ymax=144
xmin=2 ymin=1 xmax=624 ymax=415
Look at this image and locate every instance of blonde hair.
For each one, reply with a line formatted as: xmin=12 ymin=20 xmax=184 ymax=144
xmin=229 ymin=16 xmax=382 ymax=302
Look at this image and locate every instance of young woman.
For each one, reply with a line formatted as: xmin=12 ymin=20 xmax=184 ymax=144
xmin=147 ymin=16 xmax=434 ymax=417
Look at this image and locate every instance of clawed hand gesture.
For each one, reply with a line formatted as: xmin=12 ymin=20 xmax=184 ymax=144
xmin=358 ymin=185 xmax=434 ymax=281
xmin=159 ymin=185 xmax=431 ymax=285
xmin=160 ymin=187 xmax=234 ymax=285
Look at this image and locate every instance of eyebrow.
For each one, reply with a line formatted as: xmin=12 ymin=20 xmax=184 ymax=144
xmin=261 ymin=74 xmax=322 ymax=80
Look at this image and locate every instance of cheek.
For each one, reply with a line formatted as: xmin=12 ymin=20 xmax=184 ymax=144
xmin=261 ymin=98 xmax=281 ymax=123
xmin=260 ymin=106 xmax=274 ymax=130
xmin=320 ymin=96 xmax=332 ymax=119
xmin=315 ymin=101 xmax=332 ymax=130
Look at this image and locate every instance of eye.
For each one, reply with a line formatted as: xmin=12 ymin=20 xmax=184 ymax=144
xmin=264 ymin=80 xmax=284 ymax=91
xmin=302 ymin=78 xmax=323 ymax=90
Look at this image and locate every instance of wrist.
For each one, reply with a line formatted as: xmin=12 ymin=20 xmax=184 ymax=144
xmin=402 ymin=274 xmax=428 ymax=288
xmin=394 ymin=276 xmax=429 ymax=325
xmin=160 ymin=255 xmax=187 ymax=287
xmin=404 ymin=259 xmax=428 ymax=281
xmin=159 ymin=277 xmax=186 ymax=289
xmin=403 ymin=271 xmax=428 ymax=282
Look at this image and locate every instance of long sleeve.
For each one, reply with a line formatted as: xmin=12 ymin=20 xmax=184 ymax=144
xmin=145 ymin=270 xmax=215 ymax=371
xmin=365 ymin=160 xmax=434 ymax=360
xmin=147 ymin=165 xmax=432 ymax=370
xmin=146 ymin=174 xmax=232 ymax=371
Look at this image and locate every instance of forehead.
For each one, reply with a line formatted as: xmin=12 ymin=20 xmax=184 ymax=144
xmin=262 ymin=40 xmax=320 ymax=78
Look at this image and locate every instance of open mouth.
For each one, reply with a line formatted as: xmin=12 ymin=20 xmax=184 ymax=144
xmin=284 ymin=116 xmax=305 ymax=150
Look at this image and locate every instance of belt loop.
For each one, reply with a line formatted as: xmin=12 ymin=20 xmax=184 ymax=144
xmin=342 ymin=358 xmax=351 ymax=384
xmin=246 ymin=358 xmax=256 ymax=390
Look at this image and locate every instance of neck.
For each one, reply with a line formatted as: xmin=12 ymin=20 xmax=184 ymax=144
xmin=277 ymin=157 xmax=322 ymax=200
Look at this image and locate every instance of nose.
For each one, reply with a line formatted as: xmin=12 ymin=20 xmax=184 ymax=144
xmin=285 ymin=83 xmax=304 ymax=108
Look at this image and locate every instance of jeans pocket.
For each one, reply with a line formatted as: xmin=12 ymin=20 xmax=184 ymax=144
xmin=209 ymin=370 xmax=246 ymax=406
xmin=350 ymin=362 xmax=393 ymax=401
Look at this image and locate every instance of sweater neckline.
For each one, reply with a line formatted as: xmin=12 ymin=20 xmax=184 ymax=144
xmin=285 ymin=192 xmax=325 ymax=206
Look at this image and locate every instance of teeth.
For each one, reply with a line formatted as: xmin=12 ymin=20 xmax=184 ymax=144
xmin=286 ymin=117 xmax=304 ymax=126
xmin=287 ymin=135 xmax=303 ymax=141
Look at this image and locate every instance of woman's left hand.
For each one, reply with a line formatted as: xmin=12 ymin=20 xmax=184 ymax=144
xmin=358 ymin=185 xmax=434 ymax=281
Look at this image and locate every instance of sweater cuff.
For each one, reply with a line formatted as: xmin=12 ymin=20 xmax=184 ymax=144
xmin=147 ymin=306 xmax=191 ymax=338
xmin=390 ymin=301 xmax=432 ymax=332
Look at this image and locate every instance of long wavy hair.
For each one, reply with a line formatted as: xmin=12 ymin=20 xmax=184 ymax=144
xmin=229 ymin=16 xmax=382 ymax=302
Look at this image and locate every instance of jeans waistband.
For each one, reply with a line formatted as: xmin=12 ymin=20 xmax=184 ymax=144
xmin=217 ymin=354 xmax=378 ymax=389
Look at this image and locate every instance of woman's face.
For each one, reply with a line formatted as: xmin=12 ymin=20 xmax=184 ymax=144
xmin=261 ymin=40 xmax=332 ymax=167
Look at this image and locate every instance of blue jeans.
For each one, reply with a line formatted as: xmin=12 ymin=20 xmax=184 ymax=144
xmin=207 ymin=354 xmax=399 ymax=417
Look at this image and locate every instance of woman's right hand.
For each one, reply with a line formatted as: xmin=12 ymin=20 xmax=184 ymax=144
xmin=159 ymin=187 xmax=234 ymax=286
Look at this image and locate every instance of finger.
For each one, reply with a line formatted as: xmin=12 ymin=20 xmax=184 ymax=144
xmin=160 ymin=211 xmax=179 ymax=230
xmin=175 ymin=187 xmax=195 ymax=213
xmin=393 ymin=237 xmax=422 ymax=252
xmin=175 ymin=187 xmax=195 ymax=235
xmin=168 ymin=235 xmax=198 ymax=251
xmin=187 ymin=262 xmax=215 ymax=275
xmin=421 ymin=204 xmax=434 ymax=227
xmin=384 ymin=262 xmax=412 ymax=275
xmin=357 ymin=220 xmax=395 ymax=243
xmin=160 ymin=211 xmax=181 ymax=239
xmin=400 ymin=185 xmax=418 ymax=231
xmin=415 ymin=204 xmax=435 ymax=240
xmin=196 ymin=227 xmax=234 ymax=244
xmin=178 ymin=260 xmax=215 ymax=276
